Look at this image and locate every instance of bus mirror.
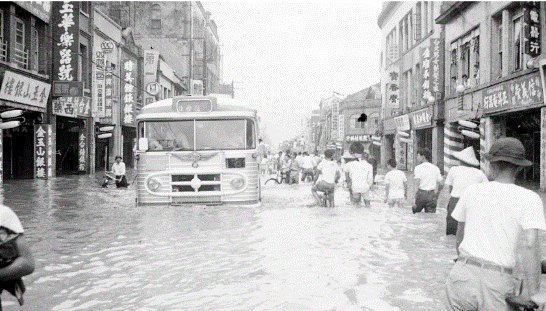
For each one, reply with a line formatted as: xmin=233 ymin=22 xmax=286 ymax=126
xmin=138 ymin=138 xmax=149 ymax=151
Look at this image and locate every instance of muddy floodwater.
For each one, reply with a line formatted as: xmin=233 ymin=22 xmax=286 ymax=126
xmin=0 ymin=173 xmax=545 ymax=310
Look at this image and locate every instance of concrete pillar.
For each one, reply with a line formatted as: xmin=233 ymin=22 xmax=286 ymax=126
xmin=482 ymin=117 xmax=495 ymax=177
xmin=540 ymin=107 xmax=546 ymax=189
xmin=380 ymin=136 xmax=388 ymax=167
xmin=433 ymin=123 xmax=444 ymax=174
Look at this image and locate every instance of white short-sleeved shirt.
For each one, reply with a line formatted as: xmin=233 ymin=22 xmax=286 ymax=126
xmin=452 ymin=181 xmax=546 ymax=267
xmin=414 ymin=162 xmax=442 ymax=191
xmin=317 ymin=159 xmax=339 ymax=184
xmin=344 ymin=160 xmax=373 ymax=193
xmin=384 ymin=169 xmax=407 ymax=199
xmin=112 ymin=162 xmax=126 ymax=176
xmin=445 ymin=165 xmax=488 ymax=198
xmin=0 ymin=205 xmax=24 ymax=234
xmin=301 ymin=156 xmax=315 ymax=169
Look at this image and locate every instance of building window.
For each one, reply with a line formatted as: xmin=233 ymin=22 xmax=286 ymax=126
xmin=350 ymin=114 xmax=364 ymax=129
xmin=399 ymin=12 xmax=413 ymax=53
xmin=0 ymin=10 xmax=5 ymax=62
xmin=414 ymin=2 xmax=421 ymax=41
xmin=423 ymin=1 xmax=428 ymax=34
xmin=14 ymin=18 xmax=27 ymax=69
xmin=403 ymin=69 xmax=412 ymax=109
xmin=79 ymin=43 xmax=88 ymax=89
xmin=385 ymin=28 xmax=398 ymax=64
xmin=450 ymin=28 xmax=480 ymax=92
xmin=151 ymin=4 xmax=161 ymax=29
xmin=513 ymin=14 xmax=523 ymax=71
xmin=33 ymin=29 xmax=38 ymax=71
xmin=79 ymin=2 xmax=89 ymax=15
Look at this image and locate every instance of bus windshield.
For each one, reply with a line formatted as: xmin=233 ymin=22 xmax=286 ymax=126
xmin=143 ymin=119 xmax=256 ymax=151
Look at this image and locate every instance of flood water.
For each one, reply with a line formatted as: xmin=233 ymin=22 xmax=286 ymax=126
xmin=0 ymin=172 xmax=545 ymax=310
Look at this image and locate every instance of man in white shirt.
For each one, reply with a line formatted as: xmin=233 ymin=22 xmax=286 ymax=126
xmin=344 ymin=153 xmax=373 ymax=208
xmin=301 ymin=152 xmax=315 ymax=182
xmin=311 ymin=149 xmax=340 ymax=207
xmin=445 ymin=137 xmax=546 ymax=310
xmin=384 ymin=159 xmax=407 ymax=208
xmin=412 ymin=148 xmax=443 ymax=214
xmin=444 ymin=147 xmax=488 ymax=235
xmin=111 ymin=156 xmax=128 ymax=188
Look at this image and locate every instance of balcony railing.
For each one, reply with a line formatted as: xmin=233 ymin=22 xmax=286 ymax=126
xmin=14 ymin=46 xmax=28 ymax=69
xmin=0 ymin=39 xmax=7 ymax=62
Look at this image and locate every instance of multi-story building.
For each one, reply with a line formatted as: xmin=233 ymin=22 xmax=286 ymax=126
xmin=437 ymin=1 xmax=545 ymax=189
xmin=95 ymin=1 xmax=222 ymax=96
xmin=0 ymin=2 xmax=52 ymax=179
xmin=317 ymin=92 xmax=346 ymax=153
xmin=301 ymin=111 xmax=320 ymax=154
xmin=378 ymin=2 xmax=445 ymax=171
xmin=338 ymin=83 xmax=382 ymax=160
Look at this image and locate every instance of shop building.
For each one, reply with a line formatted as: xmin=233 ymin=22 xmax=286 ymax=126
xmin=437 ymin=1 xmax=545 ymax=189
xmin=0 ymin=2 xmax=52 ymax=179
xmin=51 ymin=1 xmax=93 ymax=176
xmin=378 ymin=2 xmax=445 ymax=172
xmin=316 ymin=92 xmax=346 ymax=154
xmin=338 ymin=83 xmax=381 ymax=159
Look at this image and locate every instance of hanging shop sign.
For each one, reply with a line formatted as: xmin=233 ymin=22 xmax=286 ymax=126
xmin=78 ymin=130 xmax=87 ymax=172
xmin=383 ymin=117 xmax=396 ymax=132
xmin=53 ymin=97 xmax=77 ymax=117
xmin=420 ymin=38 xmax=444 ymax=107
xmin=15 ymin=2 xmax=51 ymax=23
xmin=331 ymin=102 xmax=339 ymax=140
xmin=103 ymin=59 xmax=113 ymax=121
xmin=76 ymin=97 xmax=91 ymax=117
xmin=52 ymin=1 xmax=79 ymax=83
xmin=93 ymin=47 xmax=105 ymax=117
xmin=482 ymin=73 xmax=543 ymax=114
xmin=386 ymin=66 xmax=399 ymax=109
xmin=411 ymin=107 xmax=433 ymax=129
xmin=52 ymin=81 xmax=83 ymax=97
xmin=346 ymin=135 xmax=371 ymax=142
xmin=121 ymin=57 xmax=137 ymax=126
xmin=0 ymin=71 xmax=51 ymax=109
xmin=338 ymin=114 xmax=344 ymax=140
xmin=34 ymin=124 xmax=53 ymax=179
xmin=393 ymin=114 xmax=410 ymax=131
xmin=143 ymin=50 xmax=160 ymax=105
xmin=101 ymin=41 xmax=115 ymax=54
xmin=524 ymin=2 xmax=541 ymax=58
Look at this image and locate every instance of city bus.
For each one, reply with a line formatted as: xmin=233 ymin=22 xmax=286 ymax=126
xmin=135 ymin=95 xmax=260 ymax=206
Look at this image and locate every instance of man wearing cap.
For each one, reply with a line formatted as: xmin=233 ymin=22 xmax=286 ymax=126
xmin=445 ymin=137 xmax=546 ymax=310
xmin=444 ymin=147 xmax=488 ymax=235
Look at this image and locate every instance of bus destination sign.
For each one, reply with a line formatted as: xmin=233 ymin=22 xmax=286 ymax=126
xmin=175 ymin=99 xmax=213 ymax=113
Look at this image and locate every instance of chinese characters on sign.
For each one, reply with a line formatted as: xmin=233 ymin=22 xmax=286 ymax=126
xmin=35 ymin=124 xmax=52 ymax=179
xmin=331 ymin=101 xmax=339 ymax=140
xmin=93 ymin=48 xmax=105 ymax=117
xmin=386 ymin=67 xmax=399 ymax=108
xmin=0 ymin=71 xmax=51 ymax=108
xmin=143 ymin=50 xmax=160 ymax=105
xmin=421 ymin=45 xmax=432 ymax=105
xmin=482 ymin=73 xmax=543 ymax=114
xmin=53 ymin=97 xmax=76 ymax=117
xmin=76 ymin=97 xmax=91 ymax=117
xmin=104 ymin=59 xmax=113 ymax=120
xmin=393 ymin=114 xmax=410 ymax=131
xmin=338 ymin=115 xmax=344 ymax=140
xmin=411 ymin=107 xmax=433 ymax=129
xmin=346 ymin=135 xmax=370 ymax=142
xmin=52 ymin=81 xmax=83 ymax=97
xmin=524 ymin=2 xmax=541 ymax=58
xmin=52 ymin=1 xmax=79 ymax=82
xmin=421 ymin=38 xmax=444 ymax=106
xmin=78 ymin=131 xmax=87 ymax=172
xmin=122 ymin=58 xmax=137 ymax=126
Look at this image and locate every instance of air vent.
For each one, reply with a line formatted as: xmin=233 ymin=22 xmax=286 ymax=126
xmin=226 ymin=158 xmax=245 ymax=168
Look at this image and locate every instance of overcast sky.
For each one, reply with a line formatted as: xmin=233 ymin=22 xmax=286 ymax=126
xmin=205 ymin=2 xmax=383 ymax=147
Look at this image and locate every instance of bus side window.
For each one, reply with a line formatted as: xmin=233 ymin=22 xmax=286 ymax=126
xmin=246 ymin=119 xmax=256 ymax=149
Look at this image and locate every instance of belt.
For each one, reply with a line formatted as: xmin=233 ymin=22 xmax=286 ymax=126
xmin=458 ymin=256 xmax=513 ymax=275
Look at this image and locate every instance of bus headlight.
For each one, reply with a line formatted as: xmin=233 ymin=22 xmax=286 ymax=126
xmin=148 ymin=178 xmax=161 ymax=191
xmin=230 ymin=177 xmax=245 ymax=190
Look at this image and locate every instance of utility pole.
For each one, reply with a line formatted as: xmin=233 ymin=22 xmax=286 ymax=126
xmin=203 ymin=38 xmax=207 ymax=95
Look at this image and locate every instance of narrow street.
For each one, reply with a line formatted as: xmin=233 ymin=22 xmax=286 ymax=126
xmin=3 ymin=171 xmax=542 ymax=311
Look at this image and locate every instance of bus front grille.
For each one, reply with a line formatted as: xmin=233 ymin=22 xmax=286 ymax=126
xmin=171 ymin=174 xmax=221 ymax=192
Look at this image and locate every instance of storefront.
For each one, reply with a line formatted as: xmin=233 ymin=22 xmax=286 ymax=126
xmin=381 ymin=117 xmax=396 ymax=167
xmin=0 ymin=70 xmax=51 ymax=179
xmin=411 ymin=107 xmax=434 ymax=165
xmin=393 ymin=114 xmax=411 ymax=171
xmin=481 ymin=72 xmax=543 ymax=189
xmin=120 ymin=51 xmax=139 ymax=168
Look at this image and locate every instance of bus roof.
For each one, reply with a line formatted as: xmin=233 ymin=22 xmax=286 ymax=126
xmin=137 ymin=95 xmax=258 ymax=120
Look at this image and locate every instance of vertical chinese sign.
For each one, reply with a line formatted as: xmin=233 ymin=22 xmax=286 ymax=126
xmin=52 ymin=1 xmax=79 ymax=82
xmin=35 ymin=125 xmax=52 ymax=179
xmin=101 ymin=58 xmax=113 ymax=123
xmin=122 ymin=58 xmax=136 ymax=126
xmin=386 ymin=67 xmax=399 ymax=109
xmin=421 ymin=45 xmax=432 ymax=105
xmin=93 ymin=48 xmax=105 ymax=117
xmin=430 ymin=38 xmax=444 ymax=104
xmin=78 ymin=130 xmax=87 ymax=172
xmin=524 ymin=2 xmax=541 ymax=58
xmin=143 ymin=50 xmax=160 ymax=105
xmin=331 ymin=101 xmax=338 ymax=141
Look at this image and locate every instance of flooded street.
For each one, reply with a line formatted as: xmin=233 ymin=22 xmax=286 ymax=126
xmin=0 ymin=173 xmax=542 ymax=311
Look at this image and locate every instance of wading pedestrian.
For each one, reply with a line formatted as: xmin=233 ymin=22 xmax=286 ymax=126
xmin=384 ymin=159 xmax=407 ymax=208
xmin=412 ymin=148 xmax=443 ymax=213
xmin=311 ymin=149 xmax=340 ymax=207
xmin=445 ymin=137 xmax=546 ymax=310
xmin=444 ymin=147 xmax=487 ymax=235
xmin=344 ymin=152 xmax=373 ymax=208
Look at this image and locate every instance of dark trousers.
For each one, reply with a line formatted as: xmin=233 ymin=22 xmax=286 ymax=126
xmin=115 ymin=175 xmax=128 ymax=188
xmin=413 ymin=189 xmax=438 ymax=213
xmin=446 ymin=197 xmax=459 ymax=235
